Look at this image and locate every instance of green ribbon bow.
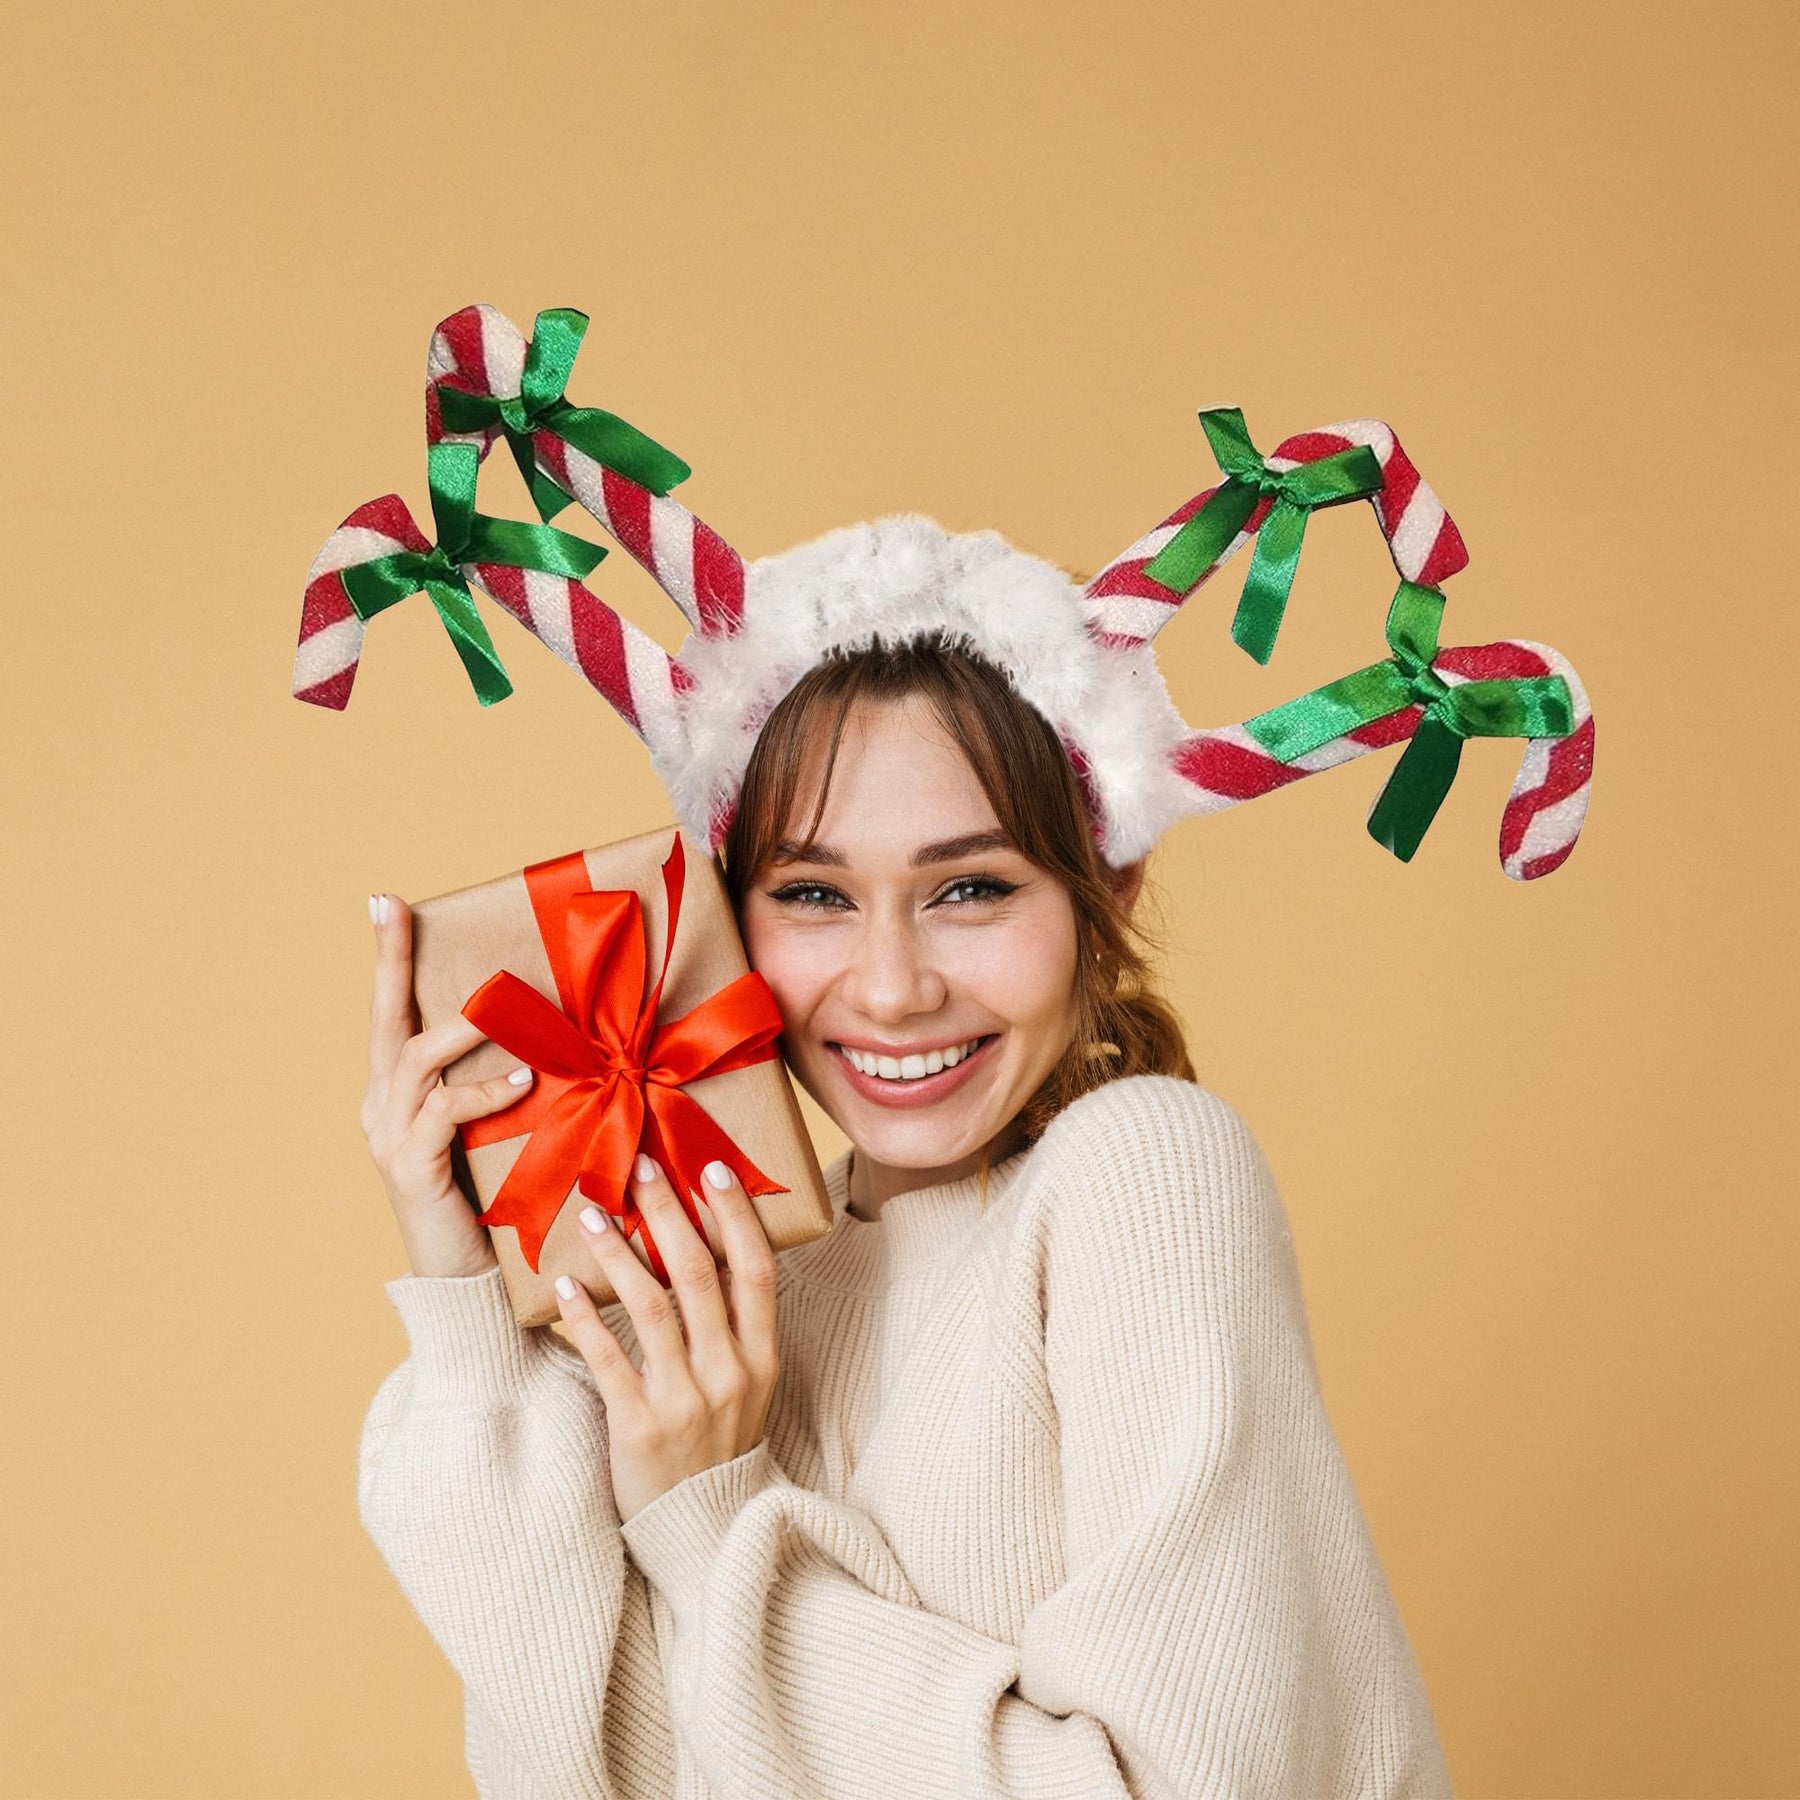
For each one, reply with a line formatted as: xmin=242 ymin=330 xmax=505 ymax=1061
xmin=1241 ymin=582 xmax=1575 ymax=861
xmin=1139 ymin=406 xmax=1385 ymax=664
xmin=434 ymin=308 xmax=692 ymax=523
xmin=336 ymin=442 xmax=609 ymax=706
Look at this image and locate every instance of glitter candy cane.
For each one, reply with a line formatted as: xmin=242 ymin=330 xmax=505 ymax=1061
xmin=1170 ymin=585 xmax=1594 ymax=879
xmin=427 ymin=304 xmax=747 ymax=642
xmin=292 ymin=444 xmax=689 ymax=761
xmin=1083 ymin=410 xmax=1471 ymax=660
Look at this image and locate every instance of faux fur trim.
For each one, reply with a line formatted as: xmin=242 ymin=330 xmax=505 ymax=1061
xmin=656 ymin=515 xmax=1196 ymax=866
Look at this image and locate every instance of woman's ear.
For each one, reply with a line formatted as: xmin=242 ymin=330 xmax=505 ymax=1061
xmin=1107 ymin=857 xmax=1147 ymax=915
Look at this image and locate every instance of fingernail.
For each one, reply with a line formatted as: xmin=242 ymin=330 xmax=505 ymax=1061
xmin=634 ymin=1153 xmax=659 ymax=1185
xmin=369 ymin=894 xmax=390 ymax=925
xmin=703 ymin=1160 xmax=733 ymax=1191
xmin=579 ymin=1204 xmax=609 ymax=1233
xmin=367 ymin=894 xmax=380 ymax=926
xmin=506 ymin=1066 xmax=534 ymax=1086
xmin=555 ymin=1275 xmax=577 ymax=1300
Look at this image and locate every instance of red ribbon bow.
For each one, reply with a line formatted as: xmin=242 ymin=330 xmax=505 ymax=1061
xmin=458 ymin=832 xmax=788 ymax=1276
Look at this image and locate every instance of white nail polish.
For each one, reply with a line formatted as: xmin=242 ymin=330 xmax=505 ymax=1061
xmin=703 ymin=1160 xmax=733 ymax=1191
xmin=376 ymin=894 xmax=391 ymax=925
xmin=634 ymin=1153 xmax=658 ymax=1185
xmin=555 ymin=1275 xmax=577 ymax=1300
xmin=367 ymin=894 xmax=380 ymax=925
xmin=507 ymin=1066 xmax=533 ymax=1086
xmin=579 ymin=1204 xmax=609 ymax=1233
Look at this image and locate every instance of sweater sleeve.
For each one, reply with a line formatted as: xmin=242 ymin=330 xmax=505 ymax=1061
xmin=357 ymin=1264 xmax=679 ymax=1800
xmin=617 ymin=1078 xmax=1453 ymax=1800
xmin=1017 ymin=1079 xmax=1453 ymax=1796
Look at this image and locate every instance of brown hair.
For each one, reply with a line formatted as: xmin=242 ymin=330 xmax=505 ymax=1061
xmin=718 ymin=634 xmax=1194 ymax=1143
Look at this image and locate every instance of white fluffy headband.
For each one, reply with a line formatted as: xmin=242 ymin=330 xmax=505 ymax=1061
xmin=294 ymin=304 xmax=1595 ymax=879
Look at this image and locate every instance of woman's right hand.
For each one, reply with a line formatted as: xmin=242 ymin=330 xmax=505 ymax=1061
xmin=362 ymin=891 xmax=537 ymax=1279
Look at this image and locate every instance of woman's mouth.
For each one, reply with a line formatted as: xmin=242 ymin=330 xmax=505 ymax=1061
xmin=826 ymin=1034 xmax=998 ymax=1108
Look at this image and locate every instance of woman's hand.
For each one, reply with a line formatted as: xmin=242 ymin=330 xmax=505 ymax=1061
xmin=361 ymin=891 xmax=538 ymax=1280
xmin=553 ymin=1154 xmax=779 ymax=1524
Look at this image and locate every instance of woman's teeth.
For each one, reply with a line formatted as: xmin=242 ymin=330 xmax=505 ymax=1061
xmin=837 ymin=1038 xmax=986 ymax=1081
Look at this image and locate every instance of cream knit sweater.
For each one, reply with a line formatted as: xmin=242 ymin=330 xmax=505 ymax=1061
xmin=359 ymin=1074 xmax=1453 ymax=1799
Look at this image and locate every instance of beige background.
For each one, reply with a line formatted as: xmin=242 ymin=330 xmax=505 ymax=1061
xmin=3 ymin=2 xmax=1793 ymax=1794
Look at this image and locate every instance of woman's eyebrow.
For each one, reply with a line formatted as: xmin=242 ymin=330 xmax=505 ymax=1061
xmin=770 ymin=839 xmax=848 ymax=867
xmin=909 ymin=828 xmax=1014 ymax=866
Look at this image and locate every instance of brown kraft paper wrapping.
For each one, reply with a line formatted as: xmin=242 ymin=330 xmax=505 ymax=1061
xmin=410 ymin=825 xmax=832 ymax=1326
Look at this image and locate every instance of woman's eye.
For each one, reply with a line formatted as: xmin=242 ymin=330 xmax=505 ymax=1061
xmin=767 ymin=882 xmax=850 ymax=912
xmin=934 ymin=876 xmax=1018 ymax=906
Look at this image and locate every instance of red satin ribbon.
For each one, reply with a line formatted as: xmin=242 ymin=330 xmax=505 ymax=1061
xmin=458 ymin=832 xmax=787 ymax=1277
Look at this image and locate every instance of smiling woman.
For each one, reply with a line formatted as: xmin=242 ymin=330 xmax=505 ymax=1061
xmin=357 ymin=547 xmax=1455 ymax=1795
xmin=356 ymin=632 xmax=1455 ymax=1800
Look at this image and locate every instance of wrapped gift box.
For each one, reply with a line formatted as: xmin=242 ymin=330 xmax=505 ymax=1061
xmin=410 ymin=825 xmax=831 ymax=1325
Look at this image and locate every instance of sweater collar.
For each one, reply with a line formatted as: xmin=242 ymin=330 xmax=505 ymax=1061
xmin=779 ymin=1144 xmax=1034 ymax=1295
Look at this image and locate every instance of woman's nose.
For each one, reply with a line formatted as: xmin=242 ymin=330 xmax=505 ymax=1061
xmin=838 ymin=912 xmax=946 ymax=1023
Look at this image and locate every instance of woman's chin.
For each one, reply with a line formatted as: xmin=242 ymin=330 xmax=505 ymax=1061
xmin=842 ymin=1109 xmax=992 ymax=1175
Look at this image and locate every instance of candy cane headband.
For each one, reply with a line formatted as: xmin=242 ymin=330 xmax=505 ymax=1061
xmin=294 ymin=303 xmax=1594 ymax=878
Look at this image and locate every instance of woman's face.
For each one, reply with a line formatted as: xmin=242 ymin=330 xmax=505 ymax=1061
xmin=738 ymin=694 xmax=1081 ymax=1181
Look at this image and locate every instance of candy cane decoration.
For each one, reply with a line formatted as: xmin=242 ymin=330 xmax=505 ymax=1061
xmin=300 ymin=300 xmax=1596 ymax=881
xmin=1171 ymin=635 xmax=1594 ymax=880
xmin=1083 ymin=414 xmax=1470 ymax=651
xmin=293 ymin=491 xmax=690 ymax=762
xmin=427 ymin=304 xmax=747 ymax=642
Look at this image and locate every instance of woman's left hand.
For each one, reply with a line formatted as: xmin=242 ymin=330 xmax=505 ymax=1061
xmin=553 ymin=1153 xmax=780 ymax=1524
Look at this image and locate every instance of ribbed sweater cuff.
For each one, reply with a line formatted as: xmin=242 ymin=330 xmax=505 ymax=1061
xmin=383 ymin=1265 xmax=543 ymax=1406
xmin=619 ymin=1439 xmax=781 ymax=1623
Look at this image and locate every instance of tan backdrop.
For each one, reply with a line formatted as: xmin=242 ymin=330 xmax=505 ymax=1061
xmin=4 ymin=2 xmax=1793 ymax=1794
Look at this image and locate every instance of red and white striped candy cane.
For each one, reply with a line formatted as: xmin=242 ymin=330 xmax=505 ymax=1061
xmin=1170 ymin=638 xmax=1594 ymax=880
xmin=1082 ymin=418 xmax=1470 ymax=649
xmin=292 ymin=494 xmax=689 ymax=761
xmin=427 ymin=305 xmax=746 ymax=642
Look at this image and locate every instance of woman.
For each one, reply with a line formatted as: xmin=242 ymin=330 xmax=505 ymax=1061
xmin=359 ymin=635 xmax=1453 ymax=1798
